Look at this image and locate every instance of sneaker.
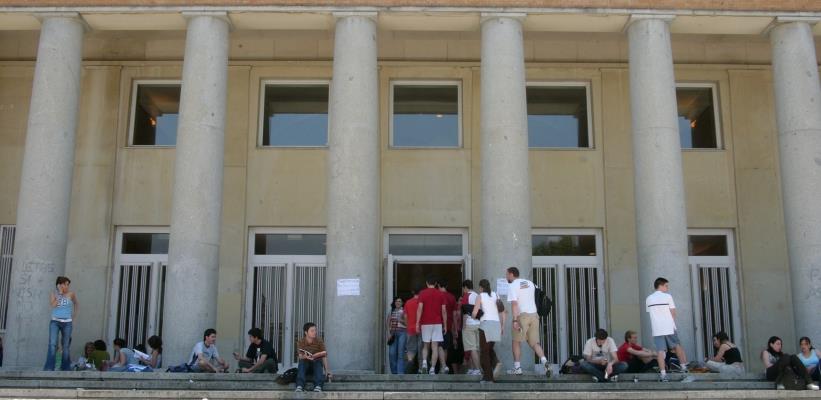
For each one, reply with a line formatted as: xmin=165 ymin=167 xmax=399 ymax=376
xmin=313 ymin=387 xmax=322 ymax=392
xmin=659 ymin=373 xmax=669 ymax=383
xmin=592 ymin=376 xmax=599 ymax=383
xmin=468 ymin=369 xmax=482 ymax=376
xmin=544 ymin=361 xmax=552 ymax=378
xmin=776 ymin=383 xmax=785 ymax=390
xmin=442 ymin=366 xmax=450 ymax=375
xmin=610 ymin=375 xmax=618 ymax=382
xmin=294 ymin=386 xmax=303 ymax=392
xmin=507 ymin=367 xmax=523 ymax=375
xmin=419 ymin=365 xmax=428 ymax=375
xmin=429 ymin=367 xmax=437 ymax=375
xmin=493 ymin=362 xmax=502 ymax=378
xmin=808 ymin=383 xmax=820 ymax=390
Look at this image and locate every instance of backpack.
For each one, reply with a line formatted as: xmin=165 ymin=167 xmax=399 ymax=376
xmin=534 ymin=285 xmax=554 ymax=317
xmin=276 ymin=367 xmax=298 ymax=385
xmin=560 ymin=355 xmax=583 ymax=374
xmin=165 ymin=362 xmax=192 ymax=373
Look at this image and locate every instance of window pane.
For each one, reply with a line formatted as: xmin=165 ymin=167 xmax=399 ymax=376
xmin=393 ymin=85 xmax=459 ymax=147
xmin=132 ymin=84 xmax=180 ymax=146
xmin=527 ymin=86 xmax=590 ymax=148
xmin=254 ymin=234 xmax=326 ymax=255
xmin=532 ymin=235 xmax=596 ymax=256
xmin=262 ymin=84 xmax=328 ymax=147
xmin=677 ymin=87 xmax=718 ymax=149
xmin=688 ymin=235 xmax=728 ymax=256
xmin=122 ymin=233 xmax=169 ymax=254
xmin=388 ymin=234 xmax=462 ymax=256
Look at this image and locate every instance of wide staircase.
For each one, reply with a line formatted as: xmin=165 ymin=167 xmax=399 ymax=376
xmin=0 ymin=370 xmax=812 ymax=399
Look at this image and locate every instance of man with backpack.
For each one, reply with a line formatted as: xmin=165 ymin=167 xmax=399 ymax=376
xmin=505 ymin=266 xmax=550 ymax=375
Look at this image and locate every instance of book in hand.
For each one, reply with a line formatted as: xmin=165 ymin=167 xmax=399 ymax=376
xmin=133 ymin=349 xmax=151 ymax=361
xmin=298 ymin=348 xmax=314 ymax=357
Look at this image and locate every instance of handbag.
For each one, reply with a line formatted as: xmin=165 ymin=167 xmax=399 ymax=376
xmin=387 ymin=335 xmax=395 ymax=346
xmin=495 ymin=293 xmax=505 ymax=313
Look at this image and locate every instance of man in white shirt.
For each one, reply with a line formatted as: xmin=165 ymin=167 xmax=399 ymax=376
xmin=581 ymin=329 xmax=627 ymax=382
xmin=505 ymin=267 xmax=550 ymax=375
xmin=188 ymin=328 xmax=229 ymax=373
xmin=645 ymin=277 xmax=689 ymax=381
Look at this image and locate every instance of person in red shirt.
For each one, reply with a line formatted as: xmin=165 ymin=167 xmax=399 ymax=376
xmin=438 ymin=279 xmax=460 ymax=374
xmin=416 ymin=276 xmax=447 ymax=375
xmin=618 ymin=330 xmax=658 ymax=373
xmin=403 ymin=289 xmax=421 ymax=373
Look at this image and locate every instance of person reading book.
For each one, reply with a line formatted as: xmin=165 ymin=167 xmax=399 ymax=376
xmin=294 ymin=322 xmax=331 ymax=393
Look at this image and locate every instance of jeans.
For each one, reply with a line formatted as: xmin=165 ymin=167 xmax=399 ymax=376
xmin=44 ymin=320 xmax=72 ymax=371
xmin=580 ymin=360 xmax=628 ymax=382
xmin=388 ymin=330 xmax=407 ymax=374
xmin=296 ymin=358 xmax=325 ymax=389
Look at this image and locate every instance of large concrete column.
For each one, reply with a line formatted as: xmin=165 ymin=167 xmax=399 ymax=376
xmin=324 ymin=13 xmax=379 ymax=372
xmin=480 ymin=13 xmax=533 ymax=369
xmin=627 ymin=15 xmax=694 ymax=359
xmin=4 ymin=14 xmax=84 ymax=370
xmin=769 ymin=19 xmax=821 ymax=338
xmin=162 ymin=13 xmax=230 ymax=366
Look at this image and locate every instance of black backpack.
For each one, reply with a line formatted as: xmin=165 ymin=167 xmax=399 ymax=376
xmin=534 ymin=285 xmax=554 ymax=317
xmin=276 ymin=367 xmax=298 ymax=385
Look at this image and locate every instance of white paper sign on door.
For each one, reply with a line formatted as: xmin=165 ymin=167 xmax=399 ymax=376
xmin=337 ymin=278 xmax=360 ymax=296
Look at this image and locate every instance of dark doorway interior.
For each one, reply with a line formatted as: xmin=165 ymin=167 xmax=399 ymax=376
xmin=393 ymin=262 xmax=463 ymax=301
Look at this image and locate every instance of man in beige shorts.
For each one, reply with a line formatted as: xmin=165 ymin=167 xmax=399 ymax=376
xmin=460 ymin=280 xmax=482 ymax=375
xmin=506 ymin=267 xmax=550 ymax=375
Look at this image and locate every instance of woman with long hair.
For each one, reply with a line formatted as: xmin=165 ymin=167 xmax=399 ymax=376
xmin=797 ymin=336 xmax=821 ymax=382
xmin=145 ymin=335 xmax=163 ymax=369
xmin=472 ymin=279 xmax=506 ymax=383
xmin=386 ymin=296 xmax=407 ymax=374
xmin=761 ymin=336 xmax=819 ymax=390
xmin=705 ymin=331 xmax=743 ymax=374
xmin=44 ymin=276 xmax=79 ymax=371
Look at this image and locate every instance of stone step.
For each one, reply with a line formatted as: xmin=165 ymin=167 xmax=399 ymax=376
xmin=0 ymin=388 xmax=818 ymax=400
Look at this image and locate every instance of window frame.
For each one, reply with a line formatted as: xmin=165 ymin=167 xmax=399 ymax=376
xmin=389 ymin=80 xmax=463 ymax=149
xmin=257 ymin=79 xmax=331 ymax=149
xmin=526 ymin=81 xmax=594 ymax=150
xmin=127 ymin=79 xmax=182 ymax=148
xmin=675 ymin=82 xmax=723 ymax=150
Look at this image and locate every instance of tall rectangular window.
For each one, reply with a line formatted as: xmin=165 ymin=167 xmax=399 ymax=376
xmin=129 ymin=81 xmax=180 ymax=146
xmin=527 ymin=84 xmax=591 ymax=148
xmin=260 ymin=82 xmax=329 ymax=147
xmin=676 ymin=84 xmax=721 ymax=149
xmin=391 ymin=82 xmax=461 ymax=148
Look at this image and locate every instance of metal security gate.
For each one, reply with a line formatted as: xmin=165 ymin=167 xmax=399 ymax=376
xmin=248 ymin=262 xmax=326 ymax=368
xmin=688 ymin=230 xmax=741 ymax=360
xmin=252 ymin=265 xmax=287 ymax=363
xmin=533 ymin=266 xmax=559 ymax=364
xmin=114 ymin=263 xmax=166 ymax=348
xmin=565 ymin=265 xmax=601 ymax=358
xmin=0 ymin=225 xmax=15 ymax=330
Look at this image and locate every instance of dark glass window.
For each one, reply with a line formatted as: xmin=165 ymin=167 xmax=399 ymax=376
xmin=122 ymin=233 xmax=169 ymax=254
xmin=688 ymin=235 xmax=728 ymax=256
xmin=527 ymin=86 xmax=590 ymax=148
xmin=131 ymin=84 xmax=180 ymax=146
xmin=677 ymin=86 xmax=719 ymax=149
xmin=532 ymin=235 xmax=596 ymax=256
xmin=392 ymin=84 xmax=460 ymax=147
xmin=261 ymin=84 xmax=328 ymax=147
xmin=254 ymin=234 xmax=326 ymax=255
xmin=388 ymin=234 xmax=462 ymax=256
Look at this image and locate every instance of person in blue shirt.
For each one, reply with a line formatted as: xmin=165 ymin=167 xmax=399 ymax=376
xmin=44 ymin=276 xmax=79 ymax=371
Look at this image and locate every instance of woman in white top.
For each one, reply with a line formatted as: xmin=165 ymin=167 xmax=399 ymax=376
xmin=472 ymin=279 xmax=506 ymax=383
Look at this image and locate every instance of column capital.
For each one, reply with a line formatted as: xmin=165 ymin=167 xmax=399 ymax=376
xmin=34 ymin=12 xmax=90 ymax=32
xmin=480 ymin=12 xmax=526 ymax=25
xmin=181 ymin=11 xmax=233 ymax=30
xmin=332 ymin=11 xmax=378 ymax=22
xmin=763 ymin=16 xmax=821 ymax=36
xmin=623 ymin=14 xmax=675 ymax=33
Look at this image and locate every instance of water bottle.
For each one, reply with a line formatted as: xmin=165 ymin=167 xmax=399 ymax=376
xmin=256 ymin=348 xmax=261 ymax=363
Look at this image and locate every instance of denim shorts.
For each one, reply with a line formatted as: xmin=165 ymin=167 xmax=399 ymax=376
xmin=653 ymin=332 xmax=681 ymax=351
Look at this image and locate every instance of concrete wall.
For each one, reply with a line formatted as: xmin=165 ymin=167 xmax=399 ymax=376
xmin=0 ymin=28 xmax=804 ymax=371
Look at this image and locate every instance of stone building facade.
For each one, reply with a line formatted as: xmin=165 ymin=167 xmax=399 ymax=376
xmin=0 ymin=1 xmax=820 ymax=372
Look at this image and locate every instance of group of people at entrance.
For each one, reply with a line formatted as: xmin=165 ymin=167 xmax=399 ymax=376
xmin=388 ymin=267 xmax=552 ymax=383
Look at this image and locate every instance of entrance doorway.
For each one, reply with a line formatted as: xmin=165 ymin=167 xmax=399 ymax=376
xmin=393 ymin=262 xmax=463 ymax=300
